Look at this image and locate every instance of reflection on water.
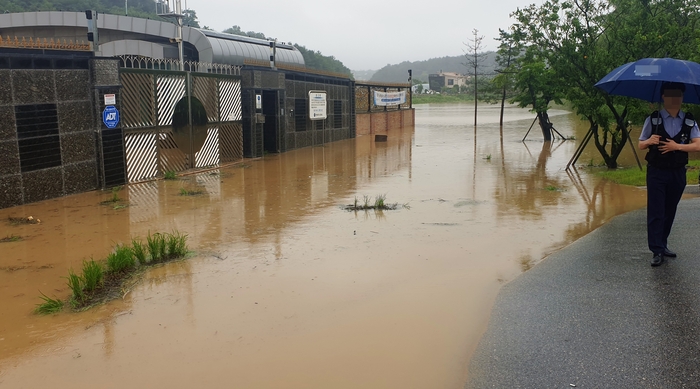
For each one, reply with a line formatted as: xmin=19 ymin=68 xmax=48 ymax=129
xmin=0 ymin=104 xmax=653 ymax=389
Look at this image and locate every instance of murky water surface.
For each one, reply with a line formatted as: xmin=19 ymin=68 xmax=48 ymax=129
xmin=0 ymin=104 xmax=657 ymax=388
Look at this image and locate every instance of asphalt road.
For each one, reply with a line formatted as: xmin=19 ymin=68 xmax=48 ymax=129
xmin=466 ymin=189 xmax=700 ymax=389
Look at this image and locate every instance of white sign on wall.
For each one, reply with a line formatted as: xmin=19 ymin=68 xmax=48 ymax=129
xmin=104 ymin=94 xmax=116 ymax=105
xmin=373 ymin=91 xmax=406 ymax=106
xmin=308 ymin=91 xmax=327 ymax=120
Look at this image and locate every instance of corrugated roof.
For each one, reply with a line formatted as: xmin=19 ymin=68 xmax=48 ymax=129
xmin=0 ymin=11 xmax=305 ymax=67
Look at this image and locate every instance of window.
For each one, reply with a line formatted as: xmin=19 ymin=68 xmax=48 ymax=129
xmin=15 ymin=104 xmax=61 ymax=172
xmin=448 ymin=79 xmax=454 ymax=86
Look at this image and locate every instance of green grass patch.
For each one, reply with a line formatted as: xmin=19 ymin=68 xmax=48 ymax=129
xmin=179 ymin=187 xmax=205 ymax=196
xmin=164 ymin=171 xmax=178 ymax=180
xmin=166 ymin=231 xmax=188 ymax=258
xmin=412 ymin=94 xmax=474 ymax=104
xmin=100 ymin=186 xmax=129 ymax=209
xmin=106 ymin=244 xmax=136 ymax=273
xmin=132 ymin=238 xmax=148 ymax=264
xmin=592 ymin=160 xmax=700 ymax=186
xmin=82 ymin=260 xmax=104 ymax=292
xmin=35 ymin=230 xmax=190 ymax=314
xmin=0 ymin=234 xmax=22 ymax=243
xmin=346 ymin=195 xmax=406 ymax=211
xmin=65 ymin=269 xmax=85 ymax=307
xmin=35 ymin=292 xmax=64 ymax=315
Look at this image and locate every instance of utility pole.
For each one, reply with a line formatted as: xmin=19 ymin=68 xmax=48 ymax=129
xmin=158 ymin=0 xmax=184 ymax=71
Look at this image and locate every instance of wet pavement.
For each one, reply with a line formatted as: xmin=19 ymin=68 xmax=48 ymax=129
xmin=466 ymin=189 xmax=700 ymax=389
xmin=0 ymin=103 xmax=655 ymax=388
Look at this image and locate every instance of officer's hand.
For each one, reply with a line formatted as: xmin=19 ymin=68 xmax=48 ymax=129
xmin=647 ymin=134 xmax=661 ymax=146
xmin=659 ymin=139 xmax=679 ymax=154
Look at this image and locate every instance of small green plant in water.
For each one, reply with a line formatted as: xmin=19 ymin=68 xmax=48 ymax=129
xmin=179 ymin=187 xmax=204 ymax=196
xmin=166 ymin=231 xmax=188 ymax=259
xmin=545 ymin=185 xmax=560 ymax=191
xmin=35 ymin=292 xmax=64 ymax=314
xmin=374 ymin=194 xmax=386 ymax=209
xmin=164 ymin=171 xmax=177 ymax=180
xmin=485 ymin=154 xmax=492 ymax=161
xmin=132 ymin=238 xmax=148 ymax=264
xmin=65 ymin=270 xmax=84 ymax=305
xmin=147 ymin=232 xmax=166 ymax=262
xmin=363 ymin=195 xmax=371 ymax=208
xmin=107 ymin=244 xmax=135 ymax=273
xmin=81 ymin=260 xmax=103 ymax=292
xmin=109 ymin=186 xmax=123 ymax=203
xmin=0 ymin=234 xmax=22 ymax=243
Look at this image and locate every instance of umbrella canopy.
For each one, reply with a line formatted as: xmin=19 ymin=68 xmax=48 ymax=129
xmin=594 ymin=57 xmax=700 ymax=104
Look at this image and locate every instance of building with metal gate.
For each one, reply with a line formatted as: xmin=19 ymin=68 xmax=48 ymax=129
xmin=0 ymin=11 xmax=363 ymax=208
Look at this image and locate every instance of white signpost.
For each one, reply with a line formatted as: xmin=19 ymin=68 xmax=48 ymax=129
xmin=308 ymin=91 xmax=327 ymax=120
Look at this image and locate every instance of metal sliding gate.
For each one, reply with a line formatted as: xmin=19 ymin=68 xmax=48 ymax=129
xmin=119 ymin=68 xmax=243 ymax=183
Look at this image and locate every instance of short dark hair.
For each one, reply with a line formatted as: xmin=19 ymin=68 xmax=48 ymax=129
xmin=661 ymin=82 xmax=686 ymax=97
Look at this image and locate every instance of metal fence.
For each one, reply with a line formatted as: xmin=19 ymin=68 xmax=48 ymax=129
xmin=120 ymin=67 xmax=243 ymax=183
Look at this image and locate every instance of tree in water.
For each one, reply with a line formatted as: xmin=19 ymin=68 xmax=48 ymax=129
xmin=463 ymin=29 xmax=486 ymax=127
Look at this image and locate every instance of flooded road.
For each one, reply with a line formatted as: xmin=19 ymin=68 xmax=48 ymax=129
xmin=0 ymin=104 xmax=651 ymax=388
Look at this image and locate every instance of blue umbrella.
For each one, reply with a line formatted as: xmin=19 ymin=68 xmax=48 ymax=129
xmin=594 ymin=57 xmax=700 ymax=104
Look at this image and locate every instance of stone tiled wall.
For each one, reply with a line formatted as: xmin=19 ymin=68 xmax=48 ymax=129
xmin=0 ymin=53 xmax=101 ymax=209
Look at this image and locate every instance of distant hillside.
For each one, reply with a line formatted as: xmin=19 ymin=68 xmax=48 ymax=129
xmin=370 ymin=52 xmax=498 ymax=84
xmin=352 ymin=69 xmax=377 ymax=81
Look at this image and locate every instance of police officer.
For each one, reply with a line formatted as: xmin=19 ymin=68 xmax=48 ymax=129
xmin=638 ymin=82 xmax=700 ymax=267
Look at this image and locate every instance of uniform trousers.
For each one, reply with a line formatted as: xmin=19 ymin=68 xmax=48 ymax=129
xmin=646 ymin=165 xmax=686 ymax=255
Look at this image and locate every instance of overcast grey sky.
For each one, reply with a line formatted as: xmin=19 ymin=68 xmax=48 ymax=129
xmin=189 ymin=0 xmax=539 ymax=71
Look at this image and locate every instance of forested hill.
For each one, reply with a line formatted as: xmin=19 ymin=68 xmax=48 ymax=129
xmin=0 ymin=0 xmax=352 ymax=77
xmin=369 ymin=52 xmax=498 ymax=84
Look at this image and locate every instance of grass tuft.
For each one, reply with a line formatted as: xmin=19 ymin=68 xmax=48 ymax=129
xmin=147 ymin=232 xmax=166 ymax=262
xmin=179 ymin=187 xmax=204 ymax=196
xmin=1 ymin=234 xmax=22 ymax=243
xmin=35 ymin=292 xmax=64 ymax=314
xmin=106 ymin=244 xmax=135 ymax=273
xmin=165 ymin=231 xmax=188 ymax=258
xmin=132 ymin=238 xmax=148 ymax=264
xmin=374 ymin=194 xmax=386 ymax=209
xmin=164 ymin=171 xmax=177 ymax=180
xmin=65 ymin=269 xmax=84 ymax=304
xmin=109 ymin=186 xmax=122 ymax=203
xmin=81 ymin=259 xmax=103 ymax=292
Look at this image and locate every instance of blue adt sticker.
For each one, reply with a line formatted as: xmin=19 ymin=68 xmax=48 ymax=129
xmin=103 ymin=106 xmax=120 ymax=129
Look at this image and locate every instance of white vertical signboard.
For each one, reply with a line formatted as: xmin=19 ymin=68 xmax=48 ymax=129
xmin=308 ymin=91 xmax=327 ymax=120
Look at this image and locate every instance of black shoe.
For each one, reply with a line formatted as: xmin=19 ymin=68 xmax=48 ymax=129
xmin=664 ymin=248 xmax=677 ymax=258
xmin=651 ymin=254 xmax=665 ymax=267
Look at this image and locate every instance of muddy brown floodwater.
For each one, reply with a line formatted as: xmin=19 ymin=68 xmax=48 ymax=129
xmin=0 ymin=103 xmax=656 ymax=388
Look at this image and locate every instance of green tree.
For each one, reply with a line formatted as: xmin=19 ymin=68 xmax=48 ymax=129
xmin=492 ymin=28 xmax=524 ymax=127
xmin=182 ymin=9 xmax=199 ymax=28
xmin=512 ymin=0 xmax=700 ymax=168
xmin=293 ymin=44 xmax=352 ymax=76
xmin=222 ymin=25 xmax=266 ymax=39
